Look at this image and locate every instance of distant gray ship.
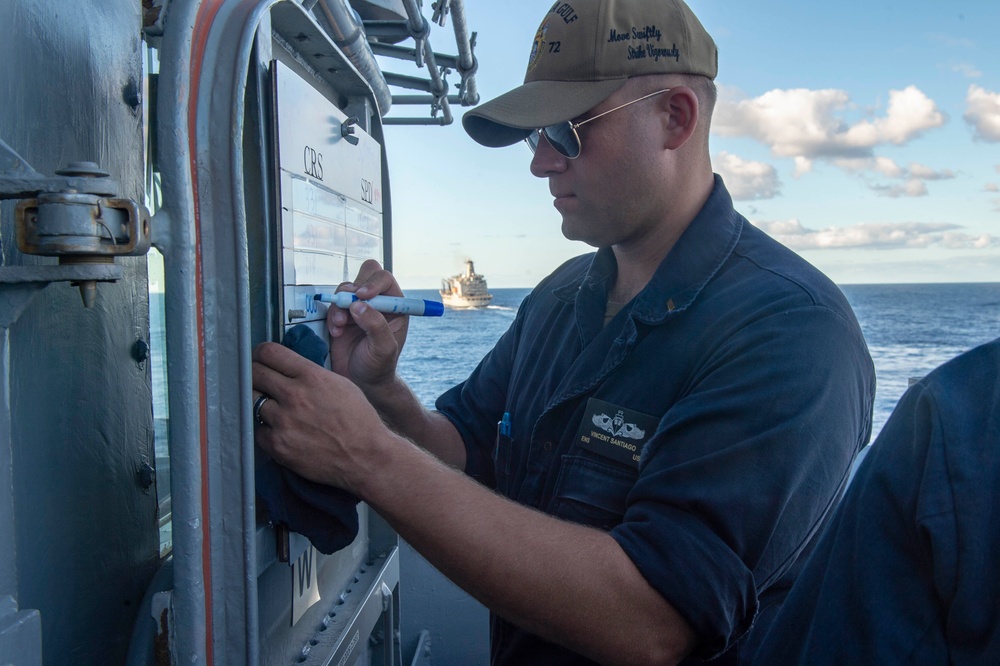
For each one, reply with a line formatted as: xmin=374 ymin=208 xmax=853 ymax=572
xmin=440 ymin=259 xmax=493 ymax=308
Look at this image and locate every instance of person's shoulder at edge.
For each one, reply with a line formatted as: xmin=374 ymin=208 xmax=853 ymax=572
xmin=917 ymin=335 xmax=1000 ymax=398
xmin=727 ymin=210 xmax=856 ymax=315
xmin=676 ymin=175 xmax=852 ymax=317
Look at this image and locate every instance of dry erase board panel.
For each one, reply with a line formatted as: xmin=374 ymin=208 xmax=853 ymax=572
xmin=273 ymin=59 xmax=383 ymax=294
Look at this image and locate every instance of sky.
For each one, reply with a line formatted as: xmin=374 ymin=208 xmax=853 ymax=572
xmin=376 ymin=0 xmax=1000 ymax=289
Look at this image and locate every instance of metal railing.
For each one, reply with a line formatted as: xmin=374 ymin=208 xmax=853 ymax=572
xmin=312 ymin=0 xmax=479 ymax=125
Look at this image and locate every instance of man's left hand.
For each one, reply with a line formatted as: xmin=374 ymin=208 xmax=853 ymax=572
xmin=252 ymin=341 xmax=389 ymax=495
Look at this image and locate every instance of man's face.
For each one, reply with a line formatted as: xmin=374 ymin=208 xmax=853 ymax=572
xmin=529 ymin=88 xmax=668 ymax=250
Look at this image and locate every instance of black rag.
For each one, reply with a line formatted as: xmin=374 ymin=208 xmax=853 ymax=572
xmin=254 ymin=323 xmax=360 ymax=555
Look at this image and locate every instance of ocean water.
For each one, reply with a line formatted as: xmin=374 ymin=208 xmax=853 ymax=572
xmin=398 ymin=283 xmax=1000 ymax=441
xmin=840 ymin=283 xmax=1000 ymax=437
xmin=397 ymin=289 xmax=528 ymax=408
xmin=148 ymin=282 xmax=1000 ymax=449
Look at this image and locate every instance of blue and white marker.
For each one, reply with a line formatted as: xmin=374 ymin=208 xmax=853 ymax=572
xmin=314 ymin=292 xmax=444 ymax=317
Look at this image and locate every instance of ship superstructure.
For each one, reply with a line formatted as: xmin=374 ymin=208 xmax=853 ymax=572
xmin=440 ymin=259 xmax=493 ymax=308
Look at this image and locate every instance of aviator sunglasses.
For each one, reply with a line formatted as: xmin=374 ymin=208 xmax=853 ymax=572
xmin=525 ymin=88 xmax=672 ymax=159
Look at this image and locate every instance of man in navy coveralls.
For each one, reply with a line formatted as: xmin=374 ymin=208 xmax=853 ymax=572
xmin=252 ymin=0 xmax=876 ymax=663
xmin=752 ymin=338 xmax=1000 ymax=664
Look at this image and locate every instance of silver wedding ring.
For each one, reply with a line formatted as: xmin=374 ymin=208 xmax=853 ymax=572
xmin=253 ymin=394 xmax=271 ymax=426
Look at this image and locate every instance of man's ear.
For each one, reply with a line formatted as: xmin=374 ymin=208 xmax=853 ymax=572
xmin=659 ymin=87 xmax=699 ymax=150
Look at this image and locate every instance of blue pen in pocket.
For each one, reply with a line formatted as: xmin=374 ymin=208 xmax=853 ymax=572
xmin=498 ymin=411 xmax=511 ymax=437
xmin=494 ymin=411 xmax=513 ymax=493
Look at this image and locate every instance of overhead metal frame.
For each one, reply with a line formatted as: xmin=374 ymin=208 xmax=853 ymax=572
xmin=313 ymin=0 xmax=479 ymax=125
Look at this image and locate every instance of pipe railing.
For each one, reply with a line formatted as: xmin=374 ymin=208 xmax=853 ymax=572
xmin=443 ymin=0 xmax=478 ymax=104
xmin=313 ymin=0 xmax=394 ymax=114
xmin=311 ymin=0 xmax=479 ymax=125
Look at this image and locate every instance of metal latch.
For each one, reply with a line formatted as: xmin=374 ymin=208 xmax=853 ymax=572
xmin=341 ymin=116 xmax=361 ymax=146
xmin=0 ymin=139 xmax=151 ymax=311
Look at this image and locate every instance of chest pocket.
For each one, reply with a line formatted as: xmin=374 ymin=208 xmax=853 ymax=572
xmin=549 ymin=455 xmax=638 ymax=531
xmin=492 ymin=432 xmax=513 ymax=495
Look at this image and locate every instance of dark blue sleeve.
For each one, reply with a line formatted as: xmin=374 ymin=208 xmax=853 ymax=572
xmin=611 ymin=305 xmax=875 ymax=659
xmin=751 ymin=337 xmax=1000 ymax=665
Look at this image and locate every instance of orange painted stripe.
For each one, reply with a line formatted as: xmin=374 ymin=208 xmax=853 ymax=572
xmin=188 ymin=0 xmax=227 ymax=661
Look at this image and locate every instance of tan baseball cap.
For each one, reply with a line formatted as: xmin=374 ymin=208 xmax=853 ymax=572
xmin=463 ymin=0 xmax=718 ymax=148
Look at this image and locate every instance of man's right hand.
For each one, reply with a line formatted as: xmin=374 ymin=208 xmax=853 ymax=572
xmin=326 ymin=259 xmax=409 ymax=395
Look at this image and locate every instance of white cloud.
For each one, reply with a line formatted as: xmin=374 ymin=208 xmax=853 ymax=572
xmin=714 ymin=86 xmax=946 ymax=161
xmin=793 ymin=156 xmax=813 ymax=177
xmin=929 ymin=33 xmax=976 ymax=50
xmin=907 ymin=163 xmax=956 ymax=180
xmin=752 ymin=219 xmax=1000 ymax=250
xmin=985 ymin=183 xmax=999 ymax=193
xmin=876 ymin=157 xmax=904 ymax=177
xmin=964 ymin=85 xmax=1000 ymax=142
xmin=952 ymin=62 xmax=982 ymax=78
xmin=906 ymin=162 xmax=935 ymax=179
xmin=828 ymin=158 xmax=954 ymax=196
xmin=833 ymin=156 xmax=903 ymax=177
xmin=714 ymin=151 xmax=781 ymax=200
xmin=940 ymin=232 xmax=998 ymax=249
xmin=870 ymin=179 xmax=929 ymax=199
xmin=844 ymin=87 xmax=947 ymax=146
xmin=714 ymin=88 xmax=856 ymax=157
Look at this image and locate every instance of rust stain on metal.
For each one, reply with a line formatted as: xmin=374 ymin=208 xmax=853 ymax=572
xmin=142 ymin=0 xmax=162 ymax=29
xmin=154 ymin=606 xmax=171 ymax=666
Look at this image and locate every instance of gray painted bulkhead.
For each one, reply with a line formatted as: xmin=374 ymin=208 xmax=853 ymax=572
xmin=1 ymin=0 xmax=488 ymax=663
xmin=0 ymin=0 xmax=404 ymax=661
xmin=0 ymin=0 xmax=159 ymax=663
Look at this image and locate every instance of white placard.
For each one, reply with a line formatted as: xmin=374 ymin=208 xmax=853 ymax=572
xmin=291 ymin=545 xmax=322 ymax=625
xmin=274 ymin=60 xmax=384 ymax=288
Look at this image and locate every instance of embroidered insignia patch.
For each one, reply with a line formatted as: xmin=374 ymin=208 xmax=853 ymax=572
xmin=527 ymin=23 xmax=549 ymax=72
xmin=573 ymin=398 xmax=659 ymax=469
